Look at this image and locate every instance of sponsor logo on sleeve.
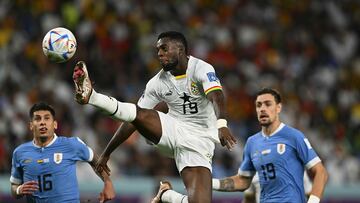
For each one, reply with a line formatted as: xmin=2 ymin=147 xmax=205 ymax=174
xmin=207 ymin=72 xmax=219 ymax=82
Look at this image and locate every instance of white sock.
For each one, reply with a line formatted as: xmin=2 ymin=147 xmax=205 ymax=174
xmin=88 ymin=90 xmax=137 ymax=122
xmin=161 ymin=190 xmax=188 ymax=203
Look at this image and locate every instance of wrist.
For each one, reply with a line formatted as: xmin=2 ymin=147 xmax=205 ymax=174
xmin=16 ymin=185 xmax=22 ymax=195
xmin=308 ymin=195 xmax=320 ymax=203
xmin=212 ymin=179 xmax=220 ymax=190
xmin=217 ymin=119 xmax=227 ymax=129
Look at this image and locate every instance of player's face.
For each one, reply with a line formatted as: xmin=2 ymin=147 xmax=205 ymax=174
xmin=255 ymin=94 xmax=281 ymax=126
xmin=156 ymin=38 xmax=180 ymax=71
xmin=29 ymin=110 xmax=57 ymax=140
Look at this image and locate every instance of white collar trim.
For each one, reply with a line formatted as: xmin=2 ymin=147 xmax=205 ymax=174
xmin=33 ymin=134 xmax=58 ymax=148
xmin=262 ymin=123 xmax=285 ymax=137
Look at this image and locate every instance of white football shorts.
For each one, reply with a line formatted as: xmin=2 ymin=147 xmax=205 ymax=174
xmin=156 ymin=112 xmax=217 ymax=173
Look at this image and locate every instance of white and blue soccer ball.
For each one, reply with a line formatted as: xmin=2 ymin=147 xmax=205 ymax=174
xmin=42 ymin=27 xmax=77 ymax=63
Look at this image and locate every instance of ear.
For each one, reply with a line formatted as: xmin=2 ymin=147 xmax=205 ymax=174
xmin=176 ymin=42 xmax=185 ymax=54
xmin=54 ymin=120 xmax=58 ymax=130
xmin=277 ymin=103 xmax=282 ymax=114
xmin=29 ymin=121 xmax=33 ymax=131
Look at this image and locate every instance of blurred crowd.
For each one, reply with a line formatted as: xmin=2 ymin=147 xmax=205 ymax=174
xmin=0 ymin=0 xmax=359 ymax=186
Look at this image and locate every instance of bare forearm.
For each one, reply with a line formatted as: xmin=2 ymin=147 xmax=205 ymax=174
xmin=215 ymin=175 xmax=251 ymax=192
xmin=310 ymin=166 xmax=328 ymax=198
xmin=207 ymin=90 xmax=227 ymax=119
xmin=219 ymin=177 xmax=238 ymax=191
xmin=103 ymin=122 xmax=136 ymax=157
xmin=90 ymin=155 xmax=110 ymax=182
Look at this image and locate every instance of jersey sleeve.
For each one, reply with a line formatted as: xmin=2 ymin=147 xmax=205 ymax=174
xmin=137 ymin=79 xmax=161 ymax=109
xmin=295 ymin=132 xmax=321 ymax=169
xmin=10 ymin=150 xmax=23 ymax=184
xmin=239 ymin=141 xmax=256 ymax=177
xmin=70 ymin=137 xmax=94 ymax=162
xmin=194 ymin=63 xmax=222 ymax=95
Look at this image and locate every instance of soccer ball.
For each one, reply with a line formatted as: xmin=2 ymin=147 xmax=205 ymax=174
xmin=42 ymin=27 xmax=77 ymax=63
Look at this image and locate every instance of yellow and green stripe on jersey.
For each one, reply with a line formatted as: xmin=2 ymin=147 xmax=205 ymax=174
xmin=205 ymin=85 xmax=222 ymax=95
xmin=174 ymin=74 xmax=186 ymax=79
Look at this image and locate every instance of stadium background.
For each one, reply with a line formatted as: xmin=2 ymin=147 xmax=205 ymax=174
xmin=0 ymin=0 xmax=359 ymax=202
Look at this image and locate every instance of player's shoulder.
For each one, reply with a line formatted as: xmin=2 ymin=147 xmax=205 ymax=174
xmin=281 ymin=124 xmax=305 ymax=140
xmin=56 ymin=136 xmax=87 ymax=151
xmin=59 ymin=135 xmax=86 ymax=143
xmin=189 ymin=56 xmax=214 ymax=71
xmin=246 ymin=132 xmax=262 ymax=144
xmin=55 ymin=135 xmax=84 ymax=146
xmin=146 ymin=69 xmax=166 ymax=87
xmin=13 ymin=141 xmax=33 ymax=153
xmin=282 ymin=124 xmax=304 ymax=135
xmin=55 ymin=135 xmax=73 ymax=142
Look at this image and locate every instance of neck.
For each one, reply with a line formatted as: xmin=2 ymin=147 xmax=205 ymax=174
xmin=34 ymin=134 xmax=54 ymax=147
xmin=170 ymin=56 xmax=188 ymax=76
xmin=262 ymin=120 xmax=281 ymax=136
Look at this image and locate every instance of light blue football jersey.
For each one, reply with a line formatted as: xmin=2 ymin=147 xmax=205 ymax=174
xmin=10 ymin=134 xmax=93 ymax=203
xmin=239 ymin=123 xmax=320 ymax=203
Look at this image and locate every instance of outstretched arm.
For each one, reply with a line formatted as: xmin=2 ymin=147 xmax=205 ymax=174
xmin=89 ymin=154 xmax=115 ymax=203
xmin=207 ymin=90 xmax=237 ymax=150
xmin=307 ymin=162 xmax=328 ymax=203
xmin=212 ymin=174 xmax=252 ymax=192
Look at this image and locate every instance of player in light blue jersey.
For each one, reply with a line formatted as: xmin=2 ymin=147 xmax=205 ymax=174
xmin=10 ymin=102 xmax=115 ymax=203
xmin=243 ymin=171 xmax=313 ymax=203
xmin=212 ymin=88 xmax=328 ymax=203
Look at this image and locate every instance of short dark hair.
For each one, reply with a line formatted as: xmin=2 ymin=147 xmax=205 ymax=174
xmin=256 ymin=88 xmax=282 ymax=104
xmin=158 ymin=31 xmax=188 ymax=54
xmin=29 ymin=102 xmax=56 ymax=119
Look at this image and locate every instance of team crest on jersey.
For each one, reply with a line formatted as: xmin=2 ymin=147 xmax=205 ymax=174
xmin=190 ymin=82 xmax=200 ymax=95
xmin=54 ymin=153 xmax=63 ymax=164
xmin=277 ymin=144 xmax=286 ymax=155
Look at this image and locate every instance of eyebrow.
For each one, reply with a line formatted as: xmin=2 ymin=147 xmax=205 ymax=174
xmin=33 ymin=113 xmax=52 ymax=117
xmin=256 ymin=100 xmax=273 ymax=104
xmin=157 ymin=43 xmax=167 ymax=48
